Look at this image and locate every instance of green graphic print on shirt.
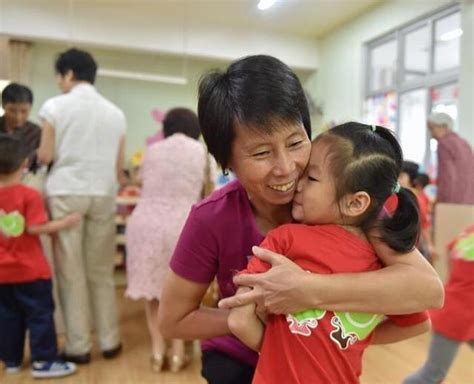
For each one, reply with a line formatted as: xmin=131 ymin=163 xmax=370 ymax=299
xmin=0 ymin=210 xmax=25 ymax=237
xmin=286 ymin=309 xmax=384 ymax=350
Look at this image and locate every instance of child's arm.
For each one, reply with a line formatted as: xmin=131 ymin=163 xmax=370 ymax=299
xmin=371 ymin=318 xmax=431 ymax=344
xmin=228 ymin=286 xmax=265 ymax=352
xmin=27 ymin=213 xmax=81 ymax=235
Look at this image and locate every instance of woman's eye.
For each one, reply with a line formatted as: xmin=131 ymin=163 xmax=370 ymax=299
xmin=308 ymin=175 xmax=319 ymax=182
xmin=289 ymin=140 xmax=303 ymax=148
xmin=252 ymin=151 xmax=270 ymax=158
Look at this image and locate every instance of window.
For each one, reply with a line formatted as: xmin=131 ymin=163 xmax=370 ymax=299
xmin=364 ymin=4 xmax=461 ymax=174
xmin=434 ymin=12 xmax=462 ymax=72
xmin=368 ymin=39 xmax=397 ymax=93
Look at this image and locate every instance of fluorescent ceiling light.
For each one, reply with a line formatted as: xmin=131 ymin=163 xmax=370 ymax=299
xmin=258 ymin=0 xmax=277 ymax=11
xmin=439 ymin=28 xmax=463 ymax=41
xmin=97 ymin=68 xmax=187 ymax=85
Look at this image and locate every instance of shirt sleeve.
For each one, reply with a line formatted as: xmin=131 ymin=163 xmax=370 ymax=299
xmin=243 ymin=226 xmax=290 ymax=274
xmin=38 ymin=99 xmax=57 ymax=127
xmin=387 ymin=311 xmax=429 ymax=327
xmin=25 ymin=189 xmax=48 ymax=226
xmin=169 ymin=205 xmax=219 ymax=284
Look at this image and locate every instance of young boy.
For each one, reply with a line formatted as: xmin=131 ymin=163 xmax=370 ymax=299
xmin=0 ymin=134 xmax=78 ymax=378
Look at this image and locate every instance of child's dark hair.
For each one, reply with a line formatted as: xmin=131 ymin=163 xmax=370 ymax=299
xmin=198 ymin=55 xmax=311 ymax=170
xmin=163 ymin=108 xmax=201 ymax=140
xmin=401 ymin=161 xmax=420 ymax=187
xmin=316 ymin=122 xmax=420 ymax=253
xmin=0 ymin=134 xmax=28 ymax=174
xmin=415 ymin=173 xmax=430 ymax=189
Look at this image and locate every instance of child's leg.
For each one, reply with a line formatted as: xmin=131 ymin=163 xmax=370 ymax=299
xmin=0 ymin=284 xmax=26 ymax=366
xmin=16 ymin=280 xmax=58 ymax=362
xmin=403 ymin=332 xmax=462 ymax=384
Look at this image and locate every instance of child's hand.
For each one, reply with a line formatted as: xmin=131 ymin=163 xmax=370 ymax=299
xmin=62 ymin=213 xmax=82 ymax=228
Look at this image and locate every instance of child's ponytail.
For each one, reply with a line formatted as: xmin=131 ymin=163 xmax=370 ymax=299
xmin=380 ymin=181 xmax=421 ymax=253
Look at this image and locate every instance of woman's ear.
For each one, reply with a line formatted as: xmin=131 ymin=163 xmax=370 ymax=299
xmin=341 ymin=191 xmax=371 ymax=218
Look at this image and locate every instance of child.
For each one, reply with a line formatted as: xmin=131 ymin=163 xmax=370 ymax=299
xmin=0 ymin=134 xmax=79 ymax=379
xmin=404 ymin=224 xmax=474 ymax=384
xmin=229 ymin=123 xmax=431 ymax=384
xmin=399 ymin=162 xmax=437 ymax=262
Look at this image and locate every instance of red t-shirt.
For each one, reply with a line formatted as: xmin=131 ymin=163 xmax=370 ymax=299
xmin=245 ymin=224 xmax=428 ymax=384
xmin=431 ymin=225 xmax=474 ymax=341
xmin=0 ymin=184 xmax=51 ymax=283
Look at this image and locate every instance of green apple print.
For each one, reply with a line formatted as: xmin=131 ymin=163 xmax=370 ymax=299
xmin=286 ymin=308 xmax=326 ymax=336
xmin=454 ymin=234 xmax=474 ymax=261
xmin=330 ymin=312 xmax=384 ymax=350
xmin=0 ymin=210 xmax=26 ymax=237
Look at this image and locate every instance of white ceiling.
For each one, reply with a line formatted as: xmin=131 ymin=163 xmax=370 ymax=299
xmin=67 ymin=0 xmax=384 ymax=38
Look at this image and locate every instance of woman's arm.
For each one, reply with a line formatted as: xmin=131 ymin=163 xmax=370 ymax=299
xmin=219 ymin=244 xmax=444 ymax=315
xmin=158 ymin=271 xmax=231 ymax=340
xmin=371 ymin=319 xmax=431 ymax=344
xmin=228 ymin=287 xmax=264 ymax=352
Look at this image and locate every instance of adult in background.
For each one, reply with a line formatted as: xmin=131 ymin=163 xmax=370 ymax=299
xmin=37 ymin=48 xmax=126 ymax=364
xmin=1 ymin=83 xmax=41 ymax=173
xmin=427 ymin=113 xmax=474 ymax=204
xmin=126 ymin=108 xmax=211 ymax=373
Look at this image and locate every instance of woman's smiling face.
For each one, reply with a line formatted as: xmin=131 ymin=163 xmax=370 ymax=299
xmin=229 ymin=120 xmax=311 ymax=208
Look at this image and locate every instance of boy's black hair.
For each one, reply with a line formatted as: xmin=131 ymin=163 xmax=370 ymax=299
xmin=415 ymin=173 xmax=430 ymax=189
xmin=316 ymin=122 xmax=420 ymax=253
xmin=55 ymin=48 xmax=97 ymax=84
xmin=198 ymin=55 xmax=311 ymax=169
xmin=0 ymin=134 xmax=28 ymax=174
xmin=163 ymin=108 xmax=201 ymax=140
xmin=401 ymin=160 xmax=420 ymax=187
xmin=1 ymin=83 xmax=33 ymax=106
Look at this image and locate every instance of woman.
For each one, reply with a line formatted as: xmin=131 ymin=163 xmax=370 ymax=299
xmin=158 ymin=55 xmax=444 ymax=384
xmin=126 ymin=108 xmax=206 ymax=372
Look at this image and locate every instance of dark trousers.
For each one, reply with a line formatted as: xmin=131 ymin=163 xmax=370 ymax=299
xmin=0 ymin=279 xmax=58 ymax=365
xmin=201 ymin=349 xmax=255 ymax=384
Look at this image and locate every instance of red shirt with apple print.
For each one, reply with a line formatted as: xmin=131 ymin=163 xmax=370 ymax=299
xmin=0 ymin=184 xmax=51 ymax=283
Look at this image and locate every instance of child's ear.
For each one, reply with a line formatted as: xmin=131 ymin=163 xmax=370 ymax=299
xmin=341 ymin=192 xmax=371 ymax=218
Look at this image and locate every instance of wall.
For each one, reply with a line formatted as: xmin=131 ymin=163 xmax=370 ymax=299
xmin=308 ymin=0 xmax=452 ymax=132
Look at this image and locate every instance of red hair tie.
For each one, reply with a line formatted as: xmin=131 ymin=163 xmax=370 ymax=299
xmin=379 ymin=193 xmax=399 ymax=218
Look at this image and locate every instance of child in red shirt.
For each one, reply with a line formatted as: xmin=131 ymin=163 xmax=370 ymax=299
xmin=229 ymin=123 xmax=431 ymax=384
xmin=0 ymin=135 xmax=80 ymax=378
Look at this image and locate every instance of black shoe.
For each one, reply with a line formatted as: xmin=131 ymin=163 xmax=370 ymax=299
xmin=102 ymin=343 xmax=122 ymax=359
xmin=59 ymin=351 xmax=91 ymax=365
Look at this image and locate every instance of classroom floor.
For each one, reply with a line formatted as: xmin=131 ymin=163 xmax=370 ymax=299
xmin=1 ymin=284 xmax=473 ymax=384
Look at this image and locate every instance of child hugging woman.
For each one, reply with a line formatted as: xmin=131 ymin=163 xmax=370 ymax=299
xmin=229 ymin=122 xmax=431 ymax=384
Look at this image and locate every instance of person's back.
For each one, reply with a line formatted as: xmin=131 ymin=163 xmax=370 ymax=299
xmin=36 ymin=48 xmax=125 ymax=364
xmin=437 ymin=132 xmax=474 ymax=204
xmin=140 ymin=134 xmax=205 ymax=205
xmin=40 ymin=83 xmax=125 ymax=196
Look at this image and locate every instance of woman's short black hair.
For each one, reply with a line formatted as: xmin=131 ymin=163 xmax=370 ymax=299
xmin=198 ymin=55 xmax=312 ymax=169
xmin=0 ymin=134 xmax=28 ymax=174
xmin=55 ymin=48 xmax=97 ymax=84
xmin=162 ymin=108 xmax=201 ymax=140
xmin=1 ymin=83 xmax=33 ymax=106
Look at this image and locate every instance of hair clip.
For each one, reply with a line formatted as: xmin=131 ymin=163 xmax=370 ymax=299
xmin=392 ymin=181 xmax=401 ymax=194
xmin=371 ymin=124 xmax=377 ymax=132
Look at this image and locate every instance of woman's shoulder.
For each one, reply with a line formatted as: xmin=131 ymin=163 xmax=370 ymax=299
xmin=191 ymin=180 xmax=248 ymax=220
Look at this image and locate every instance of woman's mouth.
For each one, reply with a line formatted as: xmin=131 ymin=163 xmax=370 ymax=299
xmin=268 ymin=180 xmax=296 ymax=193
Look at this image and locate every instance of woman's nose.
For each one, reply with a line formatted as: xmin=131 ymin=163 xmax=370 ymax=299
xmin=273 ymin=151 xmax=295 ymax=177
